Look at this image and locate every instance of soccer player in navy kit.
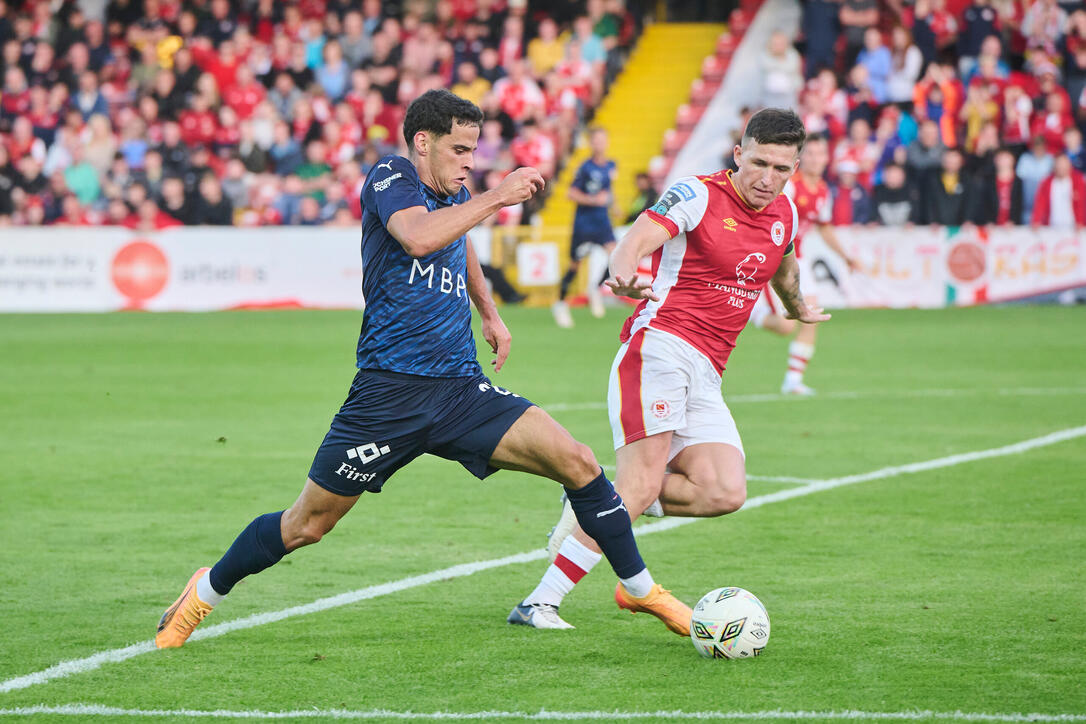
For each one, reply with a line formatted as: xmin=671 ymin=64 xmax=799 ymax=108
xmin=552 ymin=128 xmax=617 ymax=328
xmin=155 ymin=90 xmax=688 ymax=646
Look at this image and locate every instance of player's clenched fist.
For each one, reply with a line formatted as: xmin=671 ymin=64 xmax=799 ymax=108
xmin=496 ymin=167 xmax=545 ymax=205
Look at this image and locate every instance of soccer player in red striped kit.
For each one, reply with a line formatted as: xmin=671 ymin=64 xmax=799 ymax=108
xmin=509 ymin=108 xmax=830 ymax=632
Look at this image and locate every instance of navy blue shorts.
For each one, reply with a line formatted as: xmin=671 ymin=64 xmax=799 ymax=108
xmin=571 ymin=226 xmax=615 ymax=260
xmin=308 ymin=368 xmax=534 ymax=496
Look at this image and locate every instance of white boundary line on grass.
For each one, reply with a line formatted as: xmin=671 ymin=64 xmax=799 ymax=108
xmin=1 ymin=704 xmax=1085 ymax=721
xmin=1 ymin=424 xmax=1084 ymax=696
xmin=543 ymin=386 xmax=1086 ymax=411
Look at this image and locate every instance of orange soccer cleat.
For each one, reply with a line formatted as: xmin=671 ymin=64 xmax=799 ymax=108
xmin=614 ymin=582 xmax=693 ymax=636
xmin=155 ymin=567 xmax=214 ymax=649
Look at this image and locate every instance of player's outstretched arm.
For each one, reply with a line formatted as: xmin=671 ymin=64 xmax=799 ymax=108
xmin=465 ymin=238 xmax=511 ymax=371
xmin=605 ymin=215 xmax=670 ymax=300
xmin=771 ymin=254 xmax=832 ymax=324
xmin=387 ymin=168 xmax=545 ymax=257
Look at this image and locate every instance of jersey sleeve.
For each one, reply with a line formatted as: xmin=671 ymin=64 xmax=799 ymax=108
xmin=642 ymin=176 xmax=709 ymax=238
xmin=363 ymin=155 xmax=426 ymax=228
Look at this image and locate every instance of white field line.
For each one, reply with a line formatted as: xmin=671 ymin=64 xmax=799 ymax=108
xmin=1 ymin=704 xmax=1085 ymax=721
xmin=2 ymin=425 xmax=1084 ymax=696
xmin=542 ymin=386 xmax=1086 ymax=412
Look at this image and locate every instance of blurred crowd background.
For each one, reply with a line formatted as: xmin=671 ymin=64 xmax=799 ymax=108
xmin=1 ymin=0 xmax=1084 ymax=231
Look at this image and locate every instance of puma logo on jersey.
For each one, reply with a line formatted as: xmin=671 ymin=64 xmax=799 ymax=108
xmin=735 ymin=252 xmax=767 ymax=286
xmin=376 ymin=160 xmax=394 ymax=171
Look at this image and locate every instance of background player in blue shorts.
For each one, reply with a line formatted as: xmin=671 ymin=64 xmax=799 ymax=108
xmin=551 ymin=128 xmax=617 ymax=328
xmin=155 ymin=90 xmax=689 ymax=646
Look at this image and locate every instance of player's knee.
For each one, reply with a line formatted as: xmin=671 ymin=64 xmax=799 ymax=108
xmin=284 ymin=514 xmax=336 ymax=549
xmin=707 ymin=486 xmax=746 ymax=515
xmin=564 ymin=442 xmax=602 ymax=487
xmin=701 ymin=474 xmax=746 ymax=515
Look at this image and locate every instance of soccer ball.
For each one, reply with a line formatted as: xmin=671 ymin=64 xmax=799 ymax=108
xmin=690 ymin=587 xmax=770 ymax=659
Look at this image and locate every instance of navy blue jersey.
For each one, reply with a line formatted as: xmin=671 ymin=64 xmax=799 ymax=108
xmin=572 ymin=157 xmax=616 ymax=234
xmin=357 ymin=155 xmax=480 ymax=377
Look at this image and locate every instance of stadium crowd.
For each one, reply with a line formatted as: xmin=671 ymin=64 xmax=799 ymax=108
xmin=758 ymin=0 xmax=1086 ymax=228
xmin=0 ymin=0 xmax=638 ymax=228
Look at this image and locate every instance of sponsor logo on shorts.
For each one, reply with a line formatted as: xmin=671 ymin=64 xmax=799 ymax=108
xmin=334 ymin=463 xmax=378 ymax=484
xmin=346 ymin=442 xmax=391 ymax=464
xmin=478 ymin=382 xmax=521 ymax=397
xmin=651 ymin=399 xmax=671 ymax=418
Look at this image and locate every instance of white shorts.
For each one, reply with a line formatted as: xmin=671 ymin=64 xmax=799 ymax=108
xmin=607 ymin=327 xmax=744 ymax=461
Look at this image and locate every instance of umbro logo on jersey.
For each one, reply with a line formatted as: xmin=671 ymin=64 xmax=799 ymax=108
xmin=346 ymin=442 xmax=391 ymax=464
xmin=722 ymin=217 xmax=738 ymax=232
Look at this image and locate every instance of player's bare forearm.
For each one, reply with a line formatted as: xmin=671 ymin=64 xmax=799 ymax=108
xmin=609 ymin=215 xmax=669 ymax=280
xmin=770 ymin=256 xmax=804 ymax=316
xmin=771 ymin=256 xmax=832 ymax=324
xmin=568 ymin=187 xmax=605 ymax=207
xmin=390 ymin=168 xmax=544 ymax=257
xmin=606 ymin=216 xmax=670 ymax=300
xmin=389 ymin=193 xmax=505 ymax=258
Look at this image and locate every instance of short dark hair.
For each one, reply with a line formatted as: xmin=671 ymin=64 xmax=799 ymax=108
xmin=742 ymin=108 xmax=806 ymax=150
xmin=402 ymin=89 xmax=484 ymax=148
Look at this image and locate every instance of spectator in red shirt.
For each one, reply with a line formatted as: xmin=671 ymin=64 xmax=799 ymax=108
xmin=179 ymin=94 xmax=220 ymax=147
xmin=510 ymin=118 xmax=556 ymax=179
xmin=492 ymin=59 xmax=544 ymax=122
xmin=193 ymin=37 xmax=242 ymax=93
xmin=1031 ymin=153 xmax=1086 ymax=228
xmin=1031 ymin=91 xmax=1075 ymax=153
xmin=224 ymin=65 xmax=267 ymax=120
xmin=125 ymin=197 xmax=183 ymax=230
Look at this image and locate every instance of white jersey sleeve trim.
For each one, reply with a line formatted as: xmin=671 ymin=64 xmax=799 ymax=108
xmin=653 ymin=176 xmax=710 ymax=236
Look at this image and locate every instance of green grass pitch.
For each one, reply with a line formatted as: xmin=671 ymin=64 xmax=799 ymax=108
xmin=0 ymin=304 xmax=1084 ymax=723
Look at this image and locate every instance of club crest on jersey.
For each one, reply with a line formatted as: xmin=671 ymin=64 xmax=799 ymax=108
xmin=770 ymin=220 xmax=786 ymax=246
xmin=735 ymin=252 xmax=767 ymax=286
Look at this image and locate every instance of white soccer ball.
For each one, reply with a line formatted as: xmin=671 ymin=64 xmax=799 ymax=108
xmin=690 ymin=587 xmax=770 ymax=659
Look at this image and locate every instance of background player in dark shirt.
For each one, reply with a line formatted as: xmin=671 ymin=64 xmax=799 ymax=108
xmin=552 ymin=128 xmax=617 ymax=328
xmin=156 ymin=90 xmax=687 ymax=646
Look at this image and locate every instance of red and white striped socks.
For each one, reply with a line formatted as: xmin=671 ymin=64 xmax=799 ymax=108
xmin=525 ymin=537 xmax=601 ymax=607
xmin=783 ymin=341 xmax=814 ymax=387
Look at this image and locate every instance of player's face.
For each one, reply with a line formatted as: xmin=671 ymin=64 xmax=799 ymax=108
xmin=799 ymin=140 xmax=829 ymax=177
xmin=590 ymin=130 xmax=608 ymax=155
xmin=732 ymin=140 xmax=800 ymax=209
xmin=425 ymin=122 xmax=480 ymax=196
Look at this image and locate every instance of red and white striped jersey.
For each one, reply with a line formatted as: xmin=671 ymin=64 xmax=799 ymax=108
xmin=620 ymin=169 xmax=798 ymax=373
xmin=783 ymin=172 xmax=831 ymax=256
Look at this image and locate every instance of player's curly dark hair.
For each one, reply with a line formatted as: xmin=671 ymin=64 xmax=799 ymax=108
xmin=402 ymin=89 xmax=484 ymax=149
xmin=741 ymin=108 xmax=807 ymax=150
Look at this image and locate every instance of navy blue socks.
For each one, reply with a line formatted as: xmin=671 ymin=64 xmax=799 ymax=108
xmin=208 ymin=511 xmax=288 ymax=595
xmin=564 ymin=470 xmax=646 ymax=579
